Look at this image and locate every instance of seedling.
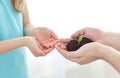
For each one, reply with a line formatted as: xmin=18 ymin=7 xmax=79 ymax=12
xmin=66 ymin=36 xmax=93 ymax=51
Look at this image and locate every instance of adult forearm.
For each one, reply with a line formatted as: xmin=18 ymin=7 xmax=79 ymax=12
xmin=104 ymin=32 xmax=120 ymax=51
xmin=103 ymin=47 xmax=120 ymax=73
xmin=0 ymin=37 xmax=27 ymax=54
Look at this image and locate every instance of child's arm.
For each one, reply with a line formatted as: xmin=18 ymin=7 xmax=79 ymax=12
xmin=23 ymin=1 xmax=30 ymax=26
xmin=0 ymin=37 xmax=26 ymax=54
xmin=0 ymin=37 xmax=43 ymax=56
xmin=22 ymin=1 xmax=35 ymax=36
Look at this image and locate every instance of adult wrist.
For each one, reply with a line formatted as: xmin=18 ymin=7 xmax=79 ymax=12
xmin=100 ymin=45 xmax=114 ymax=61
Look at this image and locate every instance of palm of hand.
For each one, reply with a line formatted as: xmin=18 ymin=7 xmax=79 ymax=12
xmin=57 ymin=39 xmax=104 ymax=65
xmin=29 ymin=27 xmax=58 ymax=55
xmin=32 ymin=27 xmax=58 ymax=48
xmin=73 ymin=42 xmax=102 ymax=64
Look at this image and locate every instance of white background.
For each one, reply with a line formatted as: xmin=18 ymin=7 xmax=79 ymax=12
xmin=26 ymin=0 xmax=120 ymax=78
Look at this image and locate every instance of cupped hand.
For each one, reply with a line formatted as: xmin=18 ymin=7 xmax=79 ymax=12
xmin=56 ymin=39 xmax=106 ymax=65
xmin=30 ymin=27 xmax=58 ymax=54
xmin=71 ymin=27 xmax=120 ymax=51
xmin=25 ymin=37 xmax=55 ymax=57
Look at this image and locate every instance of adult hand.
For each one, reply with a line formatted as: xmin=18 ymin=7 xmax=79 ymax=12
xmin=71 ymin=27 xmax=120 ymax=51
xmin=56 ymin=39 xmax=107 ymax=65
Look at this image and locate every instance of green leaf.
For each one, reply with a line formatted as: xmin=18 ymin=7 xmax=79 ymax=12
xmin=77 ymin=36 xmax=83 ymax=44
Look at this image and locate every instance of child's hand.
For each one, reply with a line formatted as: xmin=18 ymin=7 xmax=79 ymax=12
xmin=24 ymin=37 xmax=51 ymax=57
xmin=32 ymin=27 xmax=58 ymax=47
xmin=25 ymin=26 xmax=58 ymax=54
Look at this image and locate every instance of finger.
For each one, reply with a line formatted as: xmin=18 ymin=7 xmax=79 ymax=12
xmin=74 ymin=57 xmax=87 ymax=65
xmin=44 ymin=47 xmax=54 ymax=55
xmin=51 ymin=32 xmax=58 ymax=40
xmin=75 ymin=56 xmax=98 ymax=65
xmin=57 ymin=42 xmax=67 ymax=46
xmin=57 ymin=42 xmax=68 ymax=47
xmin=35 ymin=44 xmax=46 ymax=56
xmin=71 ymin=29 xmax=85 ymax=38
xmin=70 ymin=52 xmax=82 ymax=58
xmin=47 ymin=41 xmax=57 ymax=47
xmin=35 ymin=39 xmax=43 ymax=50
xmin=42 ymin=42 xmax=53 ymax=48
xmin=56 ymin=46 xmax=82 ymax=62
xmin=35 ymin=46 xmax=46 ymax=56
xmin=58 ymin=38 xmax=72 ymax=43
xmin=56 ymin=46 xmax=69 ymax=57
xmin=60 ymin=45 xmax=66 ymax=50
xmin=56 ymin=43 xmax=67 ymax=50
xmin=31 ymin=47 xmax=44 ymax=57
xmin=41 ymin=40 xmax=57 ymax=48
xmin=66 ymin=48 xmax=84 ymax=58
xmin=32 ymin=38 xmax=45 ymax=56
xmin=41 ymin=39 xmax=57 ymax=44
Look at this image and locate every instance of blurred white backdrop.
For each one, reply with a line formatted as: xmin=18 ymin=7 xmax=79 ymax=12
xmin=26 ymin=0 xmax=120 ymax=78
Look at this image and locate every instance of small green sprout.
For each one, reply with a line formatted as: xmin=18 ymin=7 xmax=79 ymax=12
xmin=77 ymin=36 xmax=83 ymax=44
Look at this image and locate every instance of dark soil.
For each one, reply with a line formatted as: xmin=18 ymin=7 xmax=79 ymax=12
xmin=66 ymin=37 xmax=93 ymax=51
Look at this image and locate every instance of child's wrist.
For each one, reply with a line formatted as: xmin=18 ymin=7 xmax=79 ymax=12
xmin=23 ymin=36 xmax=35 ymax=47
xmin=22 ymin=36 xmax=31 ymax=46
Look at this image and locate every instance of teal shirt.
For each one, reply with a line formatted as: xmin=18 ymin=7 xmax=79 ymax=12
xmin=0 ymin=0 xmax=29 ymax=78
